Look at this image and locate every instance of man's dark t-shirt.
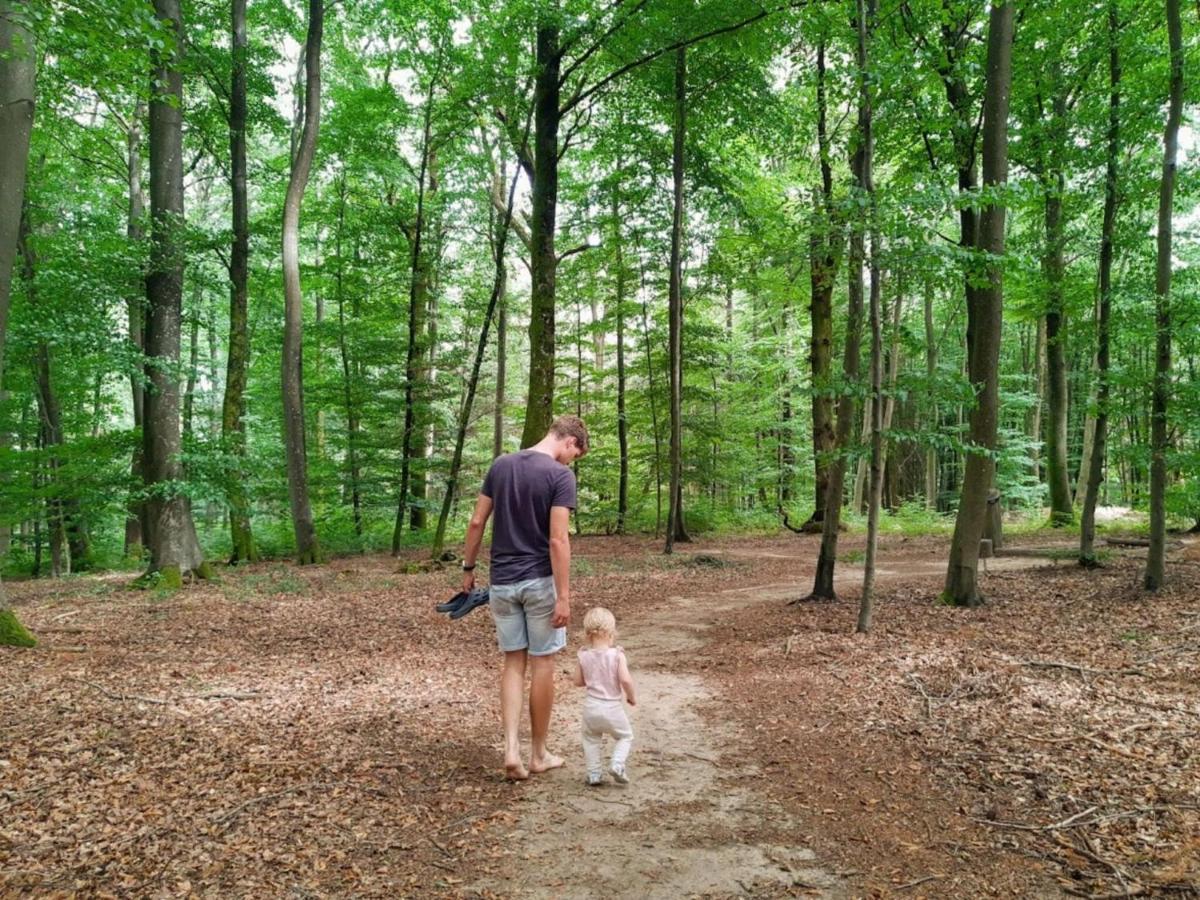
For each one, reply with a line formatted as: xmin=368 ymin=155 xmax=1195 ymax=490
xmin=481 ymin=449 xmax=577 ymax=586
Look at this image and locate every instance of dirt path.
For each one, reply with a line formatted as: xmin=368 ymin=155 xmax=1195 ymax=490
xmin=481 ymin=550 xmax=1062 ymax=898
xmin=478 ymin=579 xmax=845 ymax=899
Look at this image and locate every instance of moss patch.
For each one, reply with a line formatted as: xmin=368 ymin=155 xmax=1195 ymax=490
xmin=0 ymin=608 xmax=37 ymax=648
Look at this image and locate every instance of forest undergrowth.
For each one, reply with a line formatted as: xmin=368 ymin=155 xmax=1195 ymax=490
xmin=2 ymin=533 xmax=1197 ymax=898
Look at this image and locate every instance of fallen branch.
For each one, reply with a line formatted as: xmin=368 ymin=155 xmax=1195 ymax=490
xmin=68 ymin=677 xmax=168 ymax=706
xmin=896 ymin=874 xmax=943 ymax=891
xmin=211 ymin=781 xmax=346 ymax=831
xmin=1017 ymin=659 xmax=1147 ymax=678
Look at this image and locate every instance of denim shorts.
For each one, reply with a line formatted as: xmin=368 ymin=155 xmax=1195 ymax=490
xmin=488 ymin=575 xmax=566 ymax=657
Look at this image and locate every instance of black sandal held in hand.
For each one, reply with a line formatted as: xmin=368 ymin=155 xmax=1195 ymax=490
xmin=435 ymin=588 xmax=490 ymax=618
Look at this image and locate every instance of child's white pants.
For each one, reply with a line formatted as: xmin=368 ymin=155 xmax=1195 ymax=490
xmin=581 ymin=696 xmax=633 ymax=776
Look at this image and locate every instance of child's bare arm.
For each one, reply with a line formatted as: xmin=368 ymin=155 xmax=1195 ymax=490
xmin=617 ymin=651 xmax=636 ymax=705
xmin=571 ymin=658 xmax=585 ymax=688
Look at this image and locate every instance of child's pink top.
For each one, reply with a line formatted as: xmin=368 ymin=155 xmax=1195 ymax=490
xmin=578 ymin=646 xmax=625 ymax=701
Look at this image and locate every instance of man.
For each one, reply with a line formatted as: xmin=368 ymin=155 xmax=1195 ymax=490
xmin=462 ymin=415 xmax=588 ymax=780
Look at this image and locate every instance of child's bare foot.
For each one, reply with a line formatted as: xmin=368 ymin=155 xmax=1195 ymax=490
xmin=529 ymin=752 xmax=564 ymax=774
xmin=504 ymin=759 xmax=529 ymax=781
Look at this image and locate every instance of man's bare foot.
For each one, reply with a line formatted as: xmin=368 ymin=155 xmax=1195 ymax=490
xmin=504 ymin=760 xmax=530 ymax=781
xmin=529 ymin=753 xmax=564 ymax=774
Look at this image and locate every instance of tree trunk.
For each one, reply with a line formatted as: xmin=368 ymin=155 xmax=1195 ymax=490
xmin=943 ymin=1 xmax=1014 ymax=607
xmin=1081 ymin=0 xmax=1120 ymax=566
xmin=396 ymin=80 xmax=438 ymax=549
xmin=807 ymin=43 xmax=869 ymax=601
xmin=143 ymin=0 xmax=207 ymax=586
xmin=0 ymin=1 xmax=36 ymax=645
xmin=125 ymin=100 xmax=147 ymax=558
xmin=332 ymin=175 xmax=362 ymax=542
xmin=665 ymin=47 xmax=690 ymax=553
xmin=431 ymin=130 xmax=525 ymax=558
xmin=1144 ymin=0 xmax=1182 ymax=591
xmin=613 ymin=187 xmax=629 ymax=533
xmin=856 ymin=0 xmax=882 ymax=634
xmin=183 ymin=305 xmax=199 ymax=441
xmin=1043 ymin=164 xmax=1073 ymax=525
xmin=807 ymin=39 xmax=838 ymax=532
xmin=923 ymin=276 xmax=938 ymax=509
xmin=520 ymin=22 xmax=561 ymax=448
xmin=223 ymin=0 xmax=256 ymax=564
xmin=640 ymin=254 xmax=664 ymax=536
xmin=281 ymin=0 xmax=323 ymax=566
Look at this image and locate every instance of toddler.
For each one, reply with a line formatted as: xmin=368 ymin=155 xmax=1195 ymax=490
xmin=572 ymin=607 xmax=636 ymax=786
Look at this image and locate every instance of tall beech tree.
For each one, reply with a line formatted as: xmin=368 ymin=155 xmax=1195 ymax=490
xmin=281 ymin=0 xmax=324 ymax=565
xmin=943 ymin=0 xmax=1014 ymax=607
xmin=1080 ymin=1 xmax=1122 ymax=567
xmin=142 ymin=0 xmax=208 ymax=585
xmin=222 ymin=0 xmax=256 ymax=564
xmin=0 ymin=0 xmax=36 ymax=646
xmin=1144 ymin=0 xmax=1183 ymax=591
xmin=665 ymin=46 xmax=690 ymax=553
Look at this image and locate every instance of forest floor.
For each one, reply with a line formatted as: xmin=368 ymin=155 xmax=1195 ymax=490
xmin=3 ymin=529 xmax=1198 ymax=899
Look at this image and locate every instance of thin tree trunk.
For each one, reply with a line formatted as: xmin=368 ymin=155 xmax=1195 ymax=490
xmin=520 ymin=21 xmax=561 ymax=448
xmin=431 ymin=123 xmax=527 ymax=558
xmin=125 ymin=100 xmax=148 ymax=558
xmin=1043 ymin=164 xmax=1073 ymax=525
xmin=923 ymin=276 xmax=938 ymax=509
xmin=613 ymin=186 xmax=629 ymax=533
xmin=856 ymin=0 xmax=882 ymax=634
xmin=281 ymin=0 xmax=323 ymax=565
xmin=333 ymin=175 xmax=362 ymax=542
xmin=640 ymin=253 xmax=664 ymax=536
xmin=943 ymin=1 xmax=1014 ymax=607
xmin=807 ymin=38 xmax=838 ymax=531
xmin=492 ymin=157 xmax=508 ymax=461
xmin=183 ymin=305 xmax=199 ymax=441
xmin=1081 ymin=0 xmax=1120 ymax=566
xmin=396 ymin=76 xmax=438 ymax=549
xmin=223 ymin=0 xmax=255 ymax=564
xmin=665 ymin=46 xmax=690 ymax=553
xmin=1144 ymin=0 xmax=1182 ymax=591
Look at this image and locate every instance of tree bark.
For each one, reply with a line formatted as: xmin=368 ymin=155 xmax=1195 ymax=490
xmin=1043 ymin=161 xmax=1073 ymax=525
xmin=613 ymin=186 xmax=629 ymax=534
xmin=125 ymin=100 xmax=148 ymax=558
xmin=395 ymin=76 xmax=438 ymax=549
xmin=1144 ymin=0 xmax=1182 ymax=591
xmin=0 ymin=0 xmax=35 ymax=644
xmin=857 ymin=0 xmax=882 ymax=635
xmin=665 ymin=47 xmax=690 ymax=553
xmin=807 ymin=39 xmax=838 ymax=532
xmin=923 ymin=276 xmax=938 ymax=509
xmin=943 ymin=1 xmax=1014 ymax=607
xmin=520 ymin=21 xmax=561 ymax=448
xmin=1080 ymin=0 xmax=1120 ymax=566
xmin=333 ymin=175 xmax=362 ymax=542
xmin=223 ymin=0 xmax=256 ymax=563
xmin=281 ymin=0 xmax=323 ymax=565
xmin=143 ymin=0 xmax=206 ymax=585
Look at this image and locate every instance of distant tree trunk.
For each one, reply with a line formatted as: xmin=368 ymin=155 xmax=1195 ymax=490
xmin=1028 ymin=316 xmax=1046 ymax=480
xmin=1042 ymin=158 xmax=1073 ymax=525
xmin=806 ymin=46 xmax=869 ymax=601
xmin=223 ymin=0 xmax=256 ymax=564
xmin=923 ymin=276 xmax=938 ymax=509
xmin=0 ymin=0 xmax=34 ymax=644
xmin=281 ymin=0 xmax=323 ymax=565
xmin=493 ymin=289 xmax=507 ymax=458
xmin=1144 ymin=0 xmax=1182 ymax=591
xmin=333 ymin=175 xmax=362 ymax=542
xmin=520 ymin=21 xmax=561 ymax=448
xmin=665 ymin=47 xmax=690 ymax=553
xmin=640 ymin=255 xmax=664 ymax=536
xmin=395 ymin=80 xmax=436 ymax=550
xmin=431 ymin=130 xmax=525 ymax=558
xmin=1081 ymin=1 xmax=1120 ymax=566
xmin=183 ymin=305 xmax=199 ymax=441
xmin=143 ymin=0 xmax=207 ymax=585
xmin=125 ymin=100 xmax=147 ymax=558
xmin=944 ymin=1 xmax=1014 ymax=607
xmin=806 ymin=38 xmax=838 ymax=531
xmin=612 ymin=187 xmax=629 ymax=533
xmin=856 ymin=0 xmax=882 ymax=634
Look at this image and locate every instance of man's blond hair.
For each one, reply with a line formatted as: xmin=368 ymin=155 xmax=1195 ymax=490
xmin=583 ymin=606 xmax=616 ymax=637
xmin=549 ymin=414 xmax=589 ymax=456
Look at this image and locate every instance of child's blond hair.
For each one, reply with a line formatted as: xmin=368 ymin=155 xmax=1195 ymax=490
xmin=583 ymin=606 xmax=616 ymax=638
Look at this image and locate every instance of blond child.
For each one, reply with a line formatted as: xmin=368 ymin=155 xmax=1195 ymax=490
xmin=572 ymin=607 xmax=636 ymax=786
